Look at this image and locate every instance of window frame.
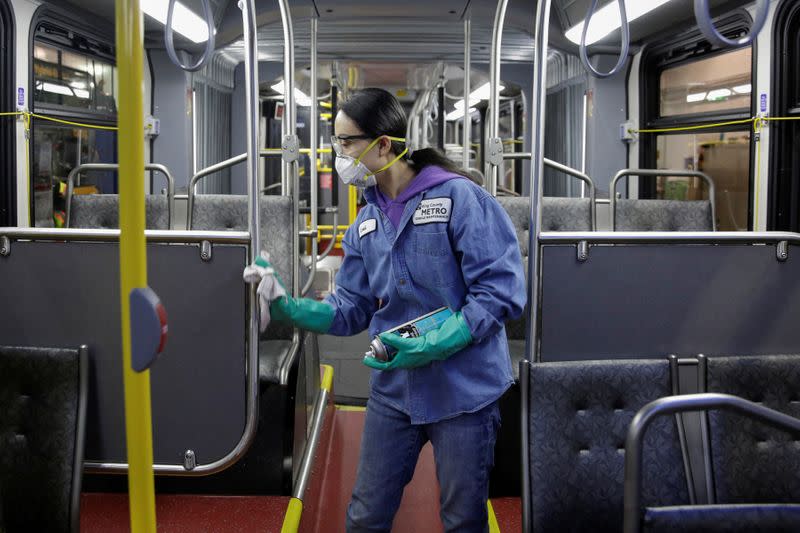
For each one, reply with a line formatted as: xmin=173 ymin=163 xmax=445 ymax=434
xmin=0 ymin=0 xmax=15 ymax=226
xmin=31 ymin=22 xmax=117 ymax=124
xmin=639 ymin=10 xmax=757 ymax=229
xmin=27 ymin=5 xmax=117 ymax=225
xmin=768 ymin=0 xmax=800 ymax=231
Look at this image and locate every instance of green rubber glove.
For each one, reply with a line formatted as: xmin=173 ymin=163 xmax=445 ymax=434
xmin=363 ymin=312 xmax=473 ymax=371
xmin=270 ymin=294 xmax=335 ymax=333
xmin=254 ymin=255 xmax=335 ymax=334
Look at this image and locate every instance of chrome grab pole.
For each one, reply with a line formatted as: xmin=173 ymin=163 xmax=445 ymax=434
xmin=276 ymin=0 xmax=299 ymax=300
xmin=486 ymin=0 xmax=509 ymax=196
xmin=240 ymin=0 xmax=261 ymax=472
xmin=302 ymin=16 xmax=319 ymax=296
xmin=463 ymin=14 xmax=471 ymax=170
xmin=526 ymin=0 xmax=551 ymax=364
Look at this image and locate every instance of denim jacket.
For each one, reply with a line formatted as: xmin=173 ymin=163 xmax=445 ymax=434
xmin=324 ymin=172 xmax=526 ymax=423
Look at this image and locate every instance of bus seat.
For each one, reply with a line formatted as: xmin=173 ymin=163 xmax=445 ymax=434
xmin=615 ymin=199 xmax=713 ymax=231
xmin=68 ymin=194 xmax=170 ymax=229
xmin=706 ymin=355 xmax=800 ymax=503
xmin=0 ymin=345 xmax=87 ymax=533
xmin=497 ymin=196 xmax=594 ymax=375
xmin=629 ymin=355 xmax=800 ymax=532
xmin=190 ymin=194 xmax=295 ymax=340
xmin=524 ymin=358 xmax=690 ymax=532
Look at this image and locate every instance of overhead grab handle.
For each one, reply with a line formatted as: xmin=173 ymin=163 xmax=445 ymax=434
xmin=165 ymin=0 xmax=216 ymax=72
xmin=579 ymin=0 xmax=630 ymax=79
xmin=693 ymin=0 xmax=769 ymax=47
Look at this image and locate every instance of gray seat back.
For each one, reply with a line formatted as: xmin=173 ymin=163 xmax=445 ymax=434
xmin=68 ymin=194 xmax=170 ymax=229
xmin=525 ymin=359 xmax=690 ymax=532
xmin=191 ymin=194 xmax=295 ymax=339
xmin=497 ymin=196 xmax=593 ymax=345
xmin=615 ymin=199 xmax=713 ymax=231
xmin=706 ymin=355 xmax=800 ymax=503
xmin=0 ymin=345 xmax=87 ymax=533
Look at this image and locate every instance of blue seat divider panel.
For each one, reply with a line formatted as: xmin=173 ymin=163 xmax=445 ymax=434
xmin=0 ymin=241 xmax=247 ymax=467
xmin=540 ymin=244 xmax=800 ymax=361
xmin=529 ymin=359 xmax=689 ymax=533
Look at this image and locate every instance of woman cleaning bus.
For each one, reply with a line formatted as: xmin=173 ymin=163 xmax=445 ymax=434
xmin=251 ymin=88 xmax=525 ymax=533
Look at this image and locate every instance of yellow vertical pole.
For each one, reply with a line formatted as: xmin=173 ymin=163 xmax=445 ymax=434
xmin=349 ymin=187 xmax=357 ymax=225
xmin=116 ymin=0 xmax=157 ymax=531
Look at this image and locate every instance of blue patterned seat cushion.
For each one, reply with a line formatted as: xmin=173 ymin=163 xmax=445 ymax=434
xmin=191 ymin=194 xmax=295 ymax=339
xmin=529 ymin=359 xmax=690 ymax=533
xmin=69 ymin=194 xmax=170 ymax=229
xmin=642 ymin=504 xmax=800 ymax=533
xmin=616 ymin=199 xmax=712 ymax=231
xmin=706 ymin=355 xmax=800 ymax=504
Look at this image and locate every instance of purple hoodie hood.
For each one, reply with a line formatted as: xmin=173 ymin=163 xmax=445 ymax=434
xmin=375 ymin=165 xmax=464 ymax=228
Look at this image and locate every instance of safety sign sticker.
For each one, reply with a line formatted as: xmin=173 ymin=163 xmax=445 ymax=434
xmin=359 ymin=218 xmax=377 ymax=238
xmin=413 ymin=197 xmax=452 ymax=225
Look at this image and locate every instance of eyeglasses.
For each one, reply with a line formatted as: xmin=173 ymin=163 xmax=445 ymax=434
xmin=331 ymin=134 xmax=371 ymax=155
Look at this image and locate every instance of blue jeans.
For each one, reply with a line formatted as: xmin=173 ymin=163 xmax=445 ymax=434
xmin=346 ymin=397 xmax=501 ymax=533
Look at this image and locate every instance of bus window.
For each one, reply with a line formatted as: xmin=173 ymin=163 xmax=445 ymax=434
xmin=33 ymin=41 xmax=117 ymax=116
xmin=656 ymin=131 xmax=751 ymax=231
xmin=659 ymin=48 xmax=751 ymax=117
xmin=30 ymin=32 xmax=117 ymax=227
xmin=641 ymin=20 xmax=753 ymax=231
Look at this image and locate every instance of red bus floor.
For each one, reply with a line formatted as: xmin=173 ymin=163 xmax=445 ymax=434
xmin=79 ymin=399 xmax=520 ymax=532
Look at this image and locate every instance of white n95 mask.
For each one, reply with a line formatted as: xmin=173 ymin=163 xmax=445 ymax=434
xmin=333 ymin=135 xmax=408 ymax=188
xmin=336 ymin=155 xmax=377 ymax=188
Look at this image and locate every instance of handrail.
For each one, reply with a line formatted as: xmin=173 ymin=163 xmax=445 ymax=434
xmin=186 ymin=151 xmax=283 ymax=229
xmin=165 ymin=0 xmax=215 ymax=72
xmin=538 ymin=230 xmax=800 ymax=245
xmin=65 ymin=163 xmax=176 ymax=229
xmin=486 ymin=0 xmax=510 ymax=196
xmin=302 ymin=16 xmax=320 ymax=297
xmin=463 ymin=13 xmax=471 ymax=170
xmin=610 ymin=169 xmax=717 ymax=231
xmin=116 ymin=0 xmax=155 ymax=527
xmin=579 ymin=0 xmax=630 ymax=78
xmin=315 ymin=209 xmax=339 ymax=262
xmin=0 ymin=227 xmax=251 ymax=244
xmin=693 ymin=0 xmax=770 ymax=47
xmin=281 ymin=364 xmax=334 ymax=532
xmin=501 ymin=153 xmax=597 ymax=230
xmin=524 ymin=8 xmax=552 ymax=532
xmin=623 ymin=393 xmax=800 ymax=533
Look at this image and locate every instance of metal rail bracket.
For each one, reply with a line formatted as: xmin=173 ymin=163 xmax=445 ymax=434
xmin=200 ymin=240 xmax=213 ymax=262
xmin=487 ymin=137 xmax=504 ymax=167
xmin=577 ymin=240 xmax=590 ymax=262
xmin=282 ymin=134 xmax=300 ymax=163
xmin=777 ymin=241 xmax=789 ymax=262
xmin=0 ymin=236 xmax=10 ymax=257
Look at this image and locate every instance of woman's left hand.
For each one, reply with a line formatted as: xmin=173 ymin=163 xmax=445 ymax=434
xmin=363 ymin=312 xmax=472 ymax=370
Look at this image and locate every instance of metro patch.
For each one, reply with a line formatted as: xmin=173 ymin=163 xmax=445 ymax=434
xmin=413 ymin=197 xmax=452 ymax=225
xmin=358 ymin=218 xmax=377 ymax=238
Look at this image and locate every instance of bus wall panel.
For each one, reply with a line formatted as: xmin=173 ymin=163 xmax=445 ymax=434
xmin=0 ymin=240 xmax=248 ymax=467
xmin=541 ymin=243 xmax=800 ymax=360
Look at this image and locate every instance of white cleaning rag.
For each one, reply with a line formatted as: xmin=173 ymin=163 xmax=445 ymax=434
xmin=242 ymin=251 xmax=287 ymax=333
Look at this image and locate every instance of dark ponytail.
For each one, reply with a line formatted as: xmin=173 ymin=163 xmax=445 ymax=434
xmin=340 ymin=88 xmax=474 ymax=181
